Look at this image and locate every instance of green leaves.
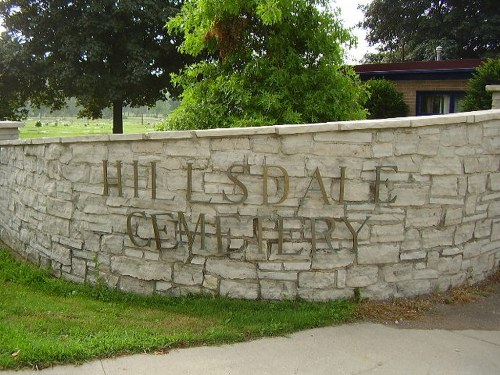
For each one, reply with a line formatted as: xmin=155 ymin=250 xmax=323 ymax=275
xmin=463 ymin=58 xmax=500 ymax=111
xmin=159 ymin=0 xmax=367 ymax=130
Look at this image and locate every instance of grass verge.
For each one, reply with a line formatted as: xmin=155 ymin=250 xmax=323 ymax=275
xmin=0 ymin=249 xmax=355 ymax=370
xmin=20 ymin=117 xmax=161 ymax=139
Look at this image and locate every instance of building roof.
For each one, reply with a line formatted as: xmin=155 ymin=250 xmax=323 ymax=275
xmin=354 ymin=59 xmax=485 ymax=81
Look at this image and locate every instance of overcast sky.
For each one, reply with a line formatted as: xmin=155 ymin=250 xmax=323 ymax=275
xmin=334 ymin=0 xmax=375 ymax=63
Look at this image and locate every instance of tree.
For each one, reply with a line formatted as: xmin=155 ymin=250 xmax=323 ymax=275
xmin=0 ymin=0 xmax=189 ymax=133
xmin=364 ymin=79 xmax=408 ymax=119
xmin=361 ymin=0 xmax=500 ymax=62
xmin=0 ymin=33 xmax=30 ymax=120
xmin=462 ymin=58 xmax=500 ymax=111
xmin=158 ymin=0 xmax=367 ymax=130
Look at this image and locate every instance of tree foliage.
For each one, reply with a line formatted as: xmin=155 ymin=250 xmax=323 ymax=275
xmin=361 ymin=0 xmax=500 ymax=62
xmin=159 ymin=0 xmax=367 ymax=130
xmin=462 ymin=58 xmax=500 ymax=111
xmin=0 ymin=35 xmax=28 ymax=120
xmin=364 ymin=79 xmax=408 ymax=119
xmin=0 ymin=0 xmax=189 ymax=133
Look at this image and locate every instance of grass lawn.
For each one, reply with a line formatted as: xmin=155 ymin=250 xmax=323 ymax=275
xmin=20 ymin=117 xmax=162 ymax=139
xmin=0 ymin=249 xmax=355 ymax=370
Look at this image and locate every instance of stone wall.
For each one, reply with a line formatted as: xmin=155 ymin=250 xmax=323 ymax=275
xmin=0 ymin=121 xmax=24 ymax=141
xmin=0 ymin=110 xmax=499 ymax=301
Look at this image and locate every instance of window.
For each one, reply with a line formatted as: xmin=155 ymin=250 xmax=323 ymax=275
xmin=416 ymin=91 xmax=465 ymax=116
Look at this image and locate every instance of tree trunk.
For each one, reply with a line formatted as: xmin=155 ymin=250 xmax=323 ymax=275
xmin=113 ymin=100 xmax=124 ymax=134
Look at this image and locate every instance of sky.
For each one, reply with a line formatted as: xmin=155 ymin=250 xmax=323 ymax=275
xmin=333 ymin=0 xmax=375 ymax=64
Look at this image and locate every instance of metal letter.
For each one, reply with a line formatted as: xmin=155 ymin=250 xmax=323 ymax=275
xmin=341 ymin=216 xmax=370 ymax=253
xmin=102 ymin=160 xmax=123 ymax=197
xmin=263 ymin=165 xmax=289 ymax=205
xmin=127 ymin=211 xmax=150 ymax=248
xmin=375 ymin=166 xmax=398 ymax=203
xmin=223 ymin=164 xmax=249 ymax=204
xmin=302 ymin=167 xmax=330 ymax=205
xmin=177 ymin=212 xmax=206 ymax=251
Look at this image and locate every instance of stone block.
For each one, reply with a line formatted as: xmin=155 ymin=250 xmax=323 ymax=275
xmin=382 ymin=263 xmax=413 ymax=283
xmin=400 ymin=250 xmax=426 ymax=261
xmin=119 ymin=276 xmax=155 ymax=295
xmin=203 ymin=274 xmax=219 ymax=290
xmin=421 ymin=157 xmax=462 ymax=175
xmin=468 ymin=175 xmax=487 ymax=194
xmin=220 ymin=279 xmax=259 ymax=299
xmin=311 ymin=250 xmax=355 ymax=270
xmin=111 ymin=256 xmax=172 ymax=281
xmin=346 ymin=266 xmax=378 ymax=287
xmin=438 ymin=255 xmax=462 ymax=274
xmin=173 ymin=263 xmax=204 ymax=286
xmin=358 ymin=244 xmax=400 ymax=264
xmin=206 ymin=258 xmax=257 ymax=279
xmin=406 ymin=207 xmax=442 ymax=227
xmin=297 ymin=288 xmax=353 ymax=302
xmin=370 ymin=224 xmax=405 ymax=243
xmin=401 ymin=228 xmax=421 ymax=251
xmin=454 ymin=223 xmax=475 ymax=245
xmin=72 ymin=257 xmax=87 ymax=278
xmin=373 ymin=143 xmax=393 ymax=157
xmin=475 ymin=219 xmax=492 ymax=239
xmin=51 ymin=244 xmax=72 ymax=266
xmin=431 ymin=176 xmax=458 ymax=196
xmin=392 ymin=185 xmax=429 ymax=206
xmin=260 ymin=279 xmax=297 ymax=300
xmin=396 ymin=279 xmax=431 ymax=297
xmin=298 ymin=271 xmax=336 ymax=289
xmin=422 ymin=227 xmax=454 ymax=248
xmin=464 ymin=156 xmax=498 ymax=173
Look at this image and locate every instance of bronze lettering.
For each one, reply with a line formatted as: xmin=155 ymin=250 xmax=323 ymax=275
xmin=375 ymin=166 xmax=398 ymax=203
xmin=223 ymin=164 xmax=249 ymax=204
xmin=302 ymin=167 xmax=330 ymax=205
xmin=102 ymin=160 xmax=123 ymax=197
xmin=133 ymin=161 xmax=139 ymax=198
xmin=252 ymin=216 xmax=265 ymax=255
xmin=126 ymin=211 xmax=150 ymax=247
xmin=177 ymin=212 xmax=206 ymax=251
xmin=277 ymin=216 xmax=284 ymax=255
xmin=151 ymin=162 xmax=157 ymax=200
xmin=338 ymin=166 xmax=346 ymax=203
xmin=341 ymin=216 xmax=370 ymax=253
xmin=186 ymin=163 xmax=211 ymax=203
xmin=310 ymin=217 xmax=335 ymax=253
xmin=263 ymin=165 xmax=289 ymax=205
xmin=150 ymin=213 xmax=178 ymax=250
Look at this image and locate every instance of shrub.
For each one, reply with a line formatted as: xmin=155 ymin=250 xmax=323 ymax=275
xmin=364 ymin=79 xmax=408 ymax=119
xmin=462 ymin=58 xmax=500 ymax=111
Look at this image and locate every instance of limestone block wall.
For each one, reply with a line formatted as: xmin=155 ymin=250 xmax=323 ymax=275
xmin=0 ymin=110 xmax=499 ymax=301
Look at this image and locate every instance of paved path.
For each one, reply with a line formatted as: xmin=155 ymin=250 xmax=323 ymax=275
xmin=3 ymin=282 xmax=499 ymax=375
xmin=2 ymin=323 xmax=499 ymax=375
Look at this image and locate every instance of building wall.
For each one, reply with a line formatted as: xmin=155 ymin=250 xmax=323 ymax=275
xmin=0 ymin=110 xmax=499 ymax=301
xmin=393 ymin=79 xmax=470 ymax=116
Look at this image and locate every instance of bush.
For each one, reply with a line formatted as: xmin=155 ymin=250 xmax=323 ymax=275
xmin=364 ymin=79 xmax=408 ymax=119
xmin=462 ymin=58 xmax=500 ymax=111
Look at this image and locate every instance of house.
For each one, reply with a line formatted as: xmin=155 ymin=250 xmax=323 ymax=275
xmin=354 ymin=59 xmax=484 ymax=116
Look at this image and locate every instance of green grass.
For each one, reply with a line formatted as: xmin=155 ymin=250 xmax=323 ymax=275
xmin=0 ymin=249 xmax=355 ymax=370
xmin=20 ymin=117 xmax=162 ymax=139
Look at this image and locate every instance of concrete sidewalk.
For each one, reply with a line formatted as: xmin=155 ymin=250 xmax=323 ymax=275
xmin=3 ymin=323 xmax=500 ymax=375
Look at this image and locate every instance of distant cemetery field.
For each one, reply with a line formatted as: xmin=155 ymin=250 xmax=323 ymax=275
xmin=20 ymin=117 xmax=163 ymax=139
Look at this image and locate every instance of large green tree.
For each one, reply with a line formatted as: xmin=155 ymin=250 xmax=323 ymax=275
xmin=159 ymin=0 xmax=367 ymax=130
xmin=361 ymin=0 xmax=500 ymax=62
xmin=0 ymin=0 xmax=189 ymax=133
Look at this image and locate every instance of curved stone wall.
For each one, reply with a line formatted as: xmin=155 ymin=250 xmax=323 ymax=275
xmin=0 ymin=110 xmax=499 ymax=301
